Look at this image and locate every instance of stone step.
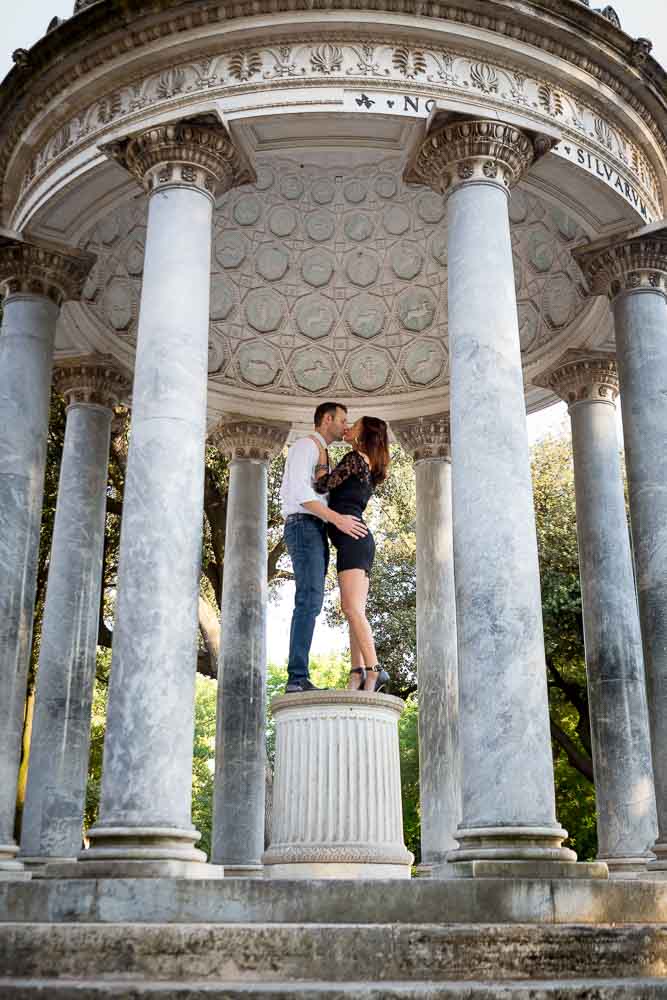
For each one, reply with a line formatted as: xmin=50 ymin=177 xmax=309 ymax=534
xmin=4 ymin=876 xmax=667 ymax=926
xmin=1 ymin=923 xmax=667 ymax=984
xmin=2 ymin=979 xmax=667 ymax=999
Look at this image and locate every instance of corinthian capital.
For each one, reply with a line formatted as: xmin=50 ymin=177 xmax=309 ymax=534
xmin=53 ymin=354 xmax=132 ymax=409
xmin=0 ymin=231 xmax=95 ymax=306
xmin=101 ymin=121 xmax=254 ymax=199
xmin=535 ymin=350 xmax=619 ymax=408
xmin=408 ymin=119 xmax=536 ymax=196
xmin=574 ymin=225 xmax=667 ymax=301
xmin=391 ymin=412 xmax=451 ymax=463
xmin=210 ymin=415 xmax=290 ymax=462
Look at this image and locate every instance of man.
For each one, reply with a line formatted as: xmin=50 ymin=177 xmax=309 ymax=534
xmin=280 ymin=402 xmax=367 ymax=693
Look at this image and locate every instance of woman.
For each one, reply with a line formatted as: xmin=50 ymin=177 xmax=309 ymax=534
xmin=314 ymin=415 xmax=390 ymax=692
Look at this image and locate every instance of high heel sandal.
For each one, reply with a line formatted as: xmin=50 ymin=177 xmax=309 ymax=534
xmin=372 ymin=667 xmax=390 ymax=693
xmin=349 ymin=667 xmax=367 ymax=691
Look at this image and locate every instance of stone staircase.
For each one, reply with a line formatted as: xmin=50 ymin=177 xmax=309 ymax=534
xmin=2 ymin=878 xmax=667 ymax=997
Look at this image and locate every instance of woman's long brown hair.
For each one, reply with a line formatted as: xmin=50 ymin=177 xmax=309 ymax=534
xmin=358 ymin=416 xmax=390 ymax=485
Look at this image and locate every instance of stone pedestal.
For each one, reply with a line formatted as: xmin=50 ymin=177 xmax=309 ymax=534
xmin=19 ymin=357 xmax=130 ymax=868
xmin=576 ymin=228 xmax=667 ymax=874
xmin=0 ymin=235 xmax=93 ymax=875
xmin=210 ymin=418 xmax=289 ymax=877
xmin=538 ymin=351 xmax=657 ymax=875
xmin=392 ymin=413 xmax=460 ymax=875
xmin=263 ymin=691 xmax=413 ymax=878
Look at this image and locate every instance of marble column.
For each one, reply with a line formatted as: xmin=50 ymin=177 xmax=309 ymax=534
xmin=63 ymin=122 xmax=251 ymax=878
xmin=539 ymin=351 xmax=657 ymax=873
xmin=209 ymin=417 xmax=289 ymax=876
xmin=19 ymin=356 xmax=131 ymax=867
xmin=576 ymin=227 xmax=667 ymax=872
xmin=0 ymin=236 xmax=93 ymax=875
xmin=409 ymin=119 xmax=597 ymax=876
xmin=392 ymin=413 xmax=460 ymax=874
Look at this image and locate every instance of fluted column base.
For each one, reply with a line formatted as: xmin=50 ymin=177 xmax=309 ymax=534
xmin=264 ymin=691 xmax=413 ymax=879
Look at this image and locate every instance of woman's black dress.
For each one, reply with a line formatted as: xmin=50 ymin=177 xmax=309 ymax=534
xmin=314 ymin=450 xmax=376 ymax=576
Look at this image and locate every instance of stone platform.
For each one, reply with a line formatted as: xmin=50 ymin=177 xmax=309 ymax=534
xmin=1 ymin=878 xmax=667 ymax=997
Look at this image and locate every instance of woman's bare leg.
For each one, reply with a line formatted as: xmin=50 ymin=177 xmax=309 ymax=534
xmin=348 ymin=627 xmax=366 ymax=689
xmin=339 ymin=569 xmax=377 ymax=690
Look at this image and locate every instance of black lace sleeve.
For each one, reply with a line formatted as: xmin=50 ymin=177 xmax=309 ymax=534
xmin=313 ymin=451 xmax=370 ymax=493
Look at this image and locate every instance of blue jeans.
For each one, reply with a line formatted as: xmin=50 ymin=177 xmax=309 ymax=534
xmin=285 ymin=514 xmax=329 ymax=683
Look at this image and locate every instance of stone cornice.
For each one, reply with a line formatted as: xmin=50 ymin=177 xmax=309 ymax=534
xmin=574 ymin=223 xmax=667 ymax=300
xmin=0 ymin=0 xmax=666 ymax=224
xmin=409 ymin=119 xmax=535 ymax=194
xmin=391 ymin=412 xmax=451 ymax=462
xmin=0 ymin=231 xmax=95 ymax=306
xmin=53 ymin=353 xmax=132 ymax=409
xmin=101 ymin=122 xmax=253 ymax=198
xmin=209 ymin=415 xmax=290 ymax=461
xmin=534 ymin=349 xmax=619 ymax=406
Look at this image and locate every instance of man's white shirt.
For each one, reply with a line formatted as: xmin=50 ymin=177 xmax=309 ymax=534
xmin=280 ymin=431 xmax=329 ymax=519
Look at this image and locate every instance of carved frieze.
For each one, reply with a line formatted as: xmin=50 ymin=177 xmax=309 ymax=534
xmin=391 ymin=412 xmax=451 ymax=462
xmin=53 ymin=353 xmax=131 ymax=408
xmin=14 ymin=33 xmax=663 ymax=225
xmin=210 ymin=415 xmax=290 ymax=460
xmin=535 ymin=350 xmax=619 ymax=406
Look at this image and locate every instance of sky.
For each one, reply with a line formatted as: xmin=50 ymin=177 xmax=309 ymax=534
xmin=1 ymin=1 xmax=660 ymax=662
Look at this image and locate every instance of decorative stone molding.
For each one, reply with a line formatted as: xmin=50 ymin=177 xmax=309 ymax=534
xmin=391 ymin=413 xmax=451 ymax=463
xmin=52 ymin=354 xmax=132 ymax=409
xmin=574 ymin=231 xmax=667 ymax=301
xmin=101 ymin=122 xmax=253 ymax=199
xmin=535 ymin=349 xmax=619 ymax=407
xmin=409 ymin=119 xmax=535 ymax=195
xmin=7 ymin=28 xmax=663 ymax=225
xmin=0 ymin=234 xmax=95 ymax=306
xmin=209 ymin=415 xmax=290 ymax=461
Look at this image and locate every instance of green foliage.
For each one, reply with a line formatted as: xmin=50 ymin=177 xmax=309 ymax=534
xmin=398 ymin=694 xmax=421 ymax=865
xmin=191 ymin=675 xmax=218 ymax=859
xmin=84 ymin=648 xmax=111 ymax=831
xmin=532 ymin=433 xmax=596 ymax=859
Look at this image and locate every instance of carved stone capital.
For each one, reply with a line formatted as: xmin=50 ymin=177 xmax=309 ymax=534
xmin=575 ymin=233 xmax=667 ymax=301
xmin=535 ymin=350 xmax=619 ymax=408
xmin=391 ymin=413 xmax=451 ymax=463
xmin=210 ymin=415 xmax=290 ymax=461
xmin=409 ymin=119 xmax=535 ymax=196
xmin=0 ymin=233 xmax=95 ymax=306
xmin=53 ymin=354 xmax=132 ymax=409
xmin=101 ymin=122 xmax=254 ymax=200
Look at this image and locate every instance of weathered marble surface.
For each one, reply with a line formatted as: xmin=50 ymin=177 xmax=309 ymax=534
xmin=446 ymin=181 xmax=568 ymax=861
xmin=415 ymin=457 xmax=460 ymax=867
xmin=0 ymin=294 xmax=58 ymax=869
xmin=19 ymin=402 xmax=112 ymax=864
xmin=264 ymin=691 xmax=413 ymax=878
xmin=84 ymin=186 xmax=213 ymax=867
xmin=614 ymin=288 xmax=667 ymax=867
xmin=212 ymin=459 xmax=269 ymax=873
xmin=570 ymin=394 xmax=656 ymax=869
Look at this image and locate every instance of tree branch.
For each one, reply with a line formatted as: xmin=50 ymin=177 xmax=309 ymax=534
xmin=268 ymin=536 xmax=286 ymax=583
xmin=197 ymin=594 xmax=220 ymax=678
xmin=550 ymin=718 xmax=594 ymax=782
